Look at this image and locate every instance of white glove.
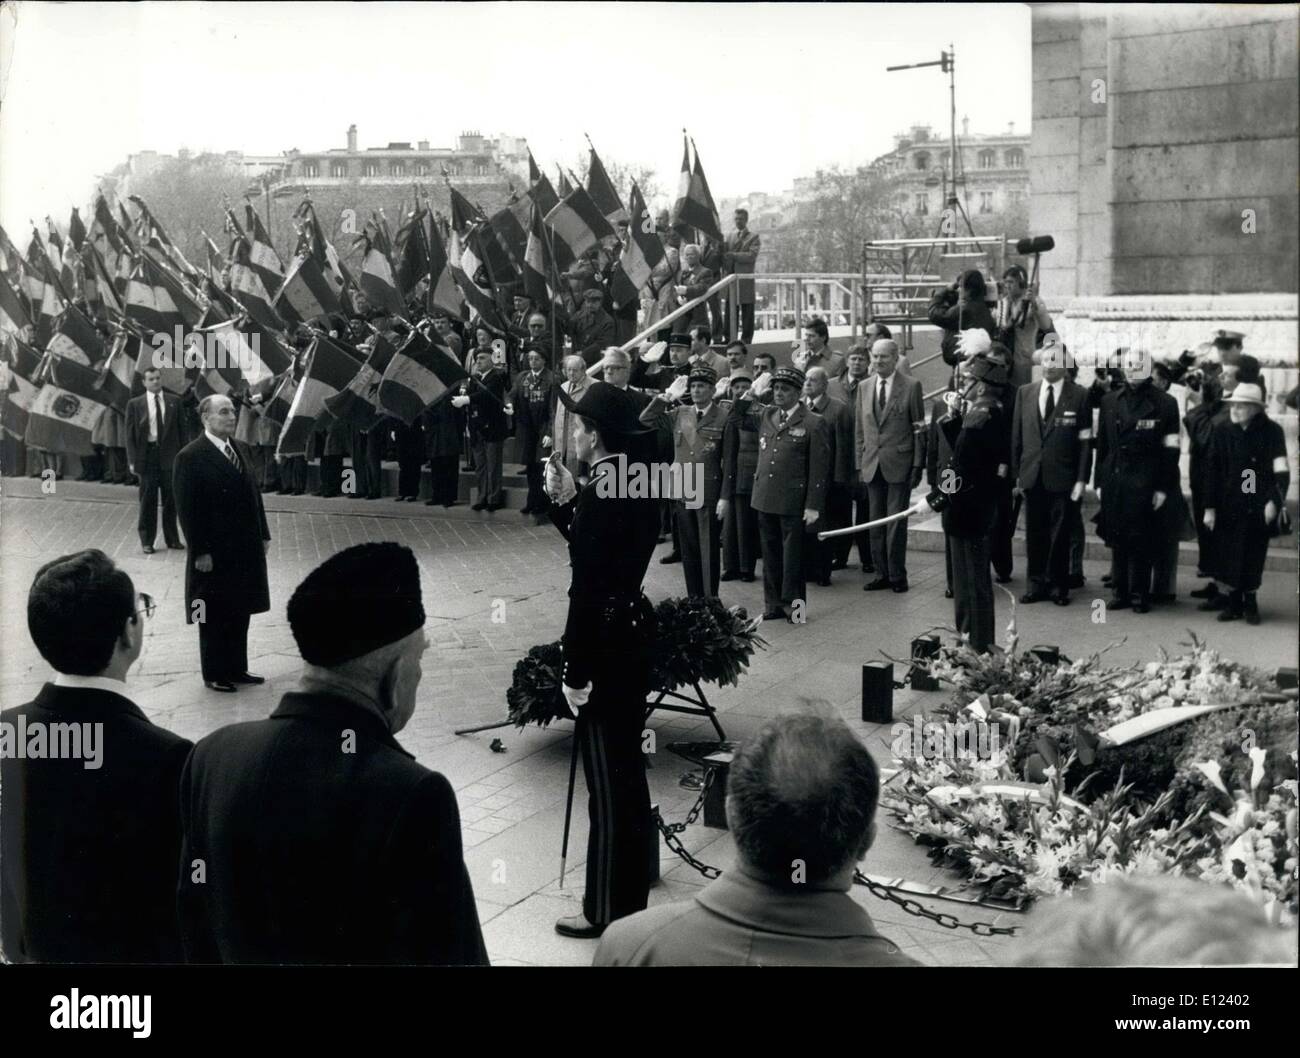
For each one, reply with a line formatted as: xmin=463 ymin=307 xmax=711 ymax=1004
xmin=1264 ymin=500 xmax=1278 ymax=524
xmin=1203 ymin=508 xmax=1216 ymax=530
xmin=542 ymin=435 xmax=552 ymax=449
xmin=1069 ymin=481 xmax=1084 ymax=503
xmin=1152 ymin=491 xmax=1167 ymax=511
xmin=713 ymin=376 xmax=730 ymax=400
xmin=504 ymin=402 xmax=514 ymax=416
xmin=943 ymin=391 xmax=962 ymax=412
xmin=802 ymin=508 xmax=819 ymax=527
xmin=716 ymin=498 xmax=730 ymax=520
xmin=562 ymin=681 xmax=591 ymax=715
xmin=451 ymin=395 xmax=470 ymax=408
xmin=666 ymin=374 xmax=689 ymax=401
xmin=545 ymin=455 xmax=577 ymax=504
xmin=749 ymin=371 xmax=773 ymax=398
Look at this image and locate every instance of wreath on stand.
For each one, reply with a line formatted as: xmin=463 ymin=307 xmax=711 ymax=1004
xmin=505 ymin=597 xmax=768 ymax=729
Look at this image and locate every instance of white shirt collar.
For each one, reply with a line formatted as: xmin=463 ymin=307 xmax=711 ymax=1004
xmin=205 ymin=429 xmax=230 ymax=452
xmin=53 ymin=673 xmax=135 ymax=704
xmin=694 ymin=401 xmax=714 ymax=416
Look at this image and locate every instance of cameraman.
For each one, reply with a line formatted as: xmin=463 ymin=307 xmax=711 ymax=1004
xmin=929 ymin=269 xmax=997 ymax=372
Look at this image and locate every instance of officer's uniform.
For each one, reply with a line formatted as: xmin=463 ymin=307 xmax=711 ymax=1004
xmin=1095 ymin=378 xmax=1181 ymax=609
xmin=640 ymin=365 xmax=728 ymax=598
xmin=926 ymin=355 xmax=1009 ymax=653
xmin=549 ymin=384 xmax=661 ymax=929
xmin=730 ymin=366 xmax=831 ymax=619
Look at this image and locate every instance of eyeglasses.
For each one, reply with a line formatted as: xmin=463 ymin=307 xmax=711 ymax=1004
xmin=134 ymin=593 xmax=156 ymax=620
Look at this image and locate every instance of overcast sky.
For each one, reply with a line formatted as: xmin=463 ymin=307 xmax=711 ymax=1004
xmin=0 ymin=1 xmax=1031 ymax=234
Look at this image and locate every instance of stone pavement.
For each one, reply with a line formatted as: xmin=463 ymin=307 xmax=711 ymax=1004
xmin=1 ymin=477 xmax=1297 ymax=966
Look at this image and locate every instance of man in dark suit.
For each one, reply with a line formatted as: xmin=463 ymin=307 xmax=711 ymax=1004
xmin=1 ymin=549 xmax=192 ymax=963
xmin=172 ymin=394 xmax=271 ymax=693
xmin=675 ymin=244 xmax=715 ymax=330
xmin=828 ymin=345 xmax=875 ymax=574
xmin=730 ymin=366 xmax=830 ymax=623
xmin=453 ymin=348 xmax=510 ymax=511
xmin=125 ymin=366 xmax=185 ymax=554
xmin=1010 ymin=334 xmax=1093 ymax=605
xmin=802 ymin=366 xmax=855 ymax=586
xmin=723 ymin=209 xmax=762 ymax=345
xmin=177 ymin=543 xmax=488 ymax=965
xmin=567 ymin=287 xmax=617 ymax=366
xmin=855 ymin=340 xmax=925 ymax=592
xmin=719 ymin=371 xmax=760 ymax=583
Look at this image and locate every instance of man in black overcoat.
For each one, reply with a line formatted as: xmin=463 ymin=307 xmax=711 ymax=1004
xmin=125 ymin=366 xmax=186 ymax=553
xmin=176 ymin=543 xmax=488 ymax=965
xmin=172 ymin=394 xmax=271 ymax=692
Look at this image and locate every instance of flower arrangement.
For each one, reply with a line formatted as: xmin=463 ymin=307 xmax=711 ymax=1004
xmin=885 ymin=634 xmax=1299 ymax=920
xmin=505 ymin=598 xmax=767 ymax=729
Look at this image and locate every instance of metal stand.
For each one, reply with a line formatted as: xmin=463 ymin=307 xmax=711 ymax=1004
xmin=645 ymin=681 xmax=727 ymax=741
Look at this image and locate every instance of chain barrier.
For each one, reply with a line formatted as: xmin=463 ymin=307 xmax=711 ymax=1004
xmin=651 ymin=765 xmax=1019 ymax=936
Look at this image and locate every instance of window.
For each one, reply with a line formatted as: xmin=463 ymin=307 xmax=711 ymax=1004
xmin=978 ymin=149 xmax=996 ymax=169
xmin=979 ymin=191 xmax=994 ymax=214
xmin=415 ymin=163 xmax=430 ymax=176
xmin=331 ymin=161 xmax=347 ymax=178
xmin=301 ymin=160 xmax=319 ymax=178
xmin=1005 ymin=148 xmax=1024 ymax=168
xmin=474 ymin=163 xmax=489 ymax=176
xmin=914 ymin=151 xmax=930 ymax=171
xmin=915 ymin=193 xmax=929 ymax=216
xmin=939 ymin=151 xmax=950 ymax=172
xmin=363 ymin=161 xmax=380 ymax=177
xmin=390 ymin=161 xmax=405 ymax=177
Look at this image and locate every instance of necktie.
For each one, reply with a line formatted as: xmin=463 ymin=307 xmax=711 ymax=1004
xmin=1043 ymin=384 xmax=1055 ymax=424
xmin=153 ymin=393 xmax=163 ymax=428
xmin=696 ymin=408 xmax=704 ymax=422
xmin=224 ymin=443 xmax=241 ymax=473
xmin=877 ymin=380 xmax=886 ymax=413
xmin=779 ymin=410 xmax=788 ymax=426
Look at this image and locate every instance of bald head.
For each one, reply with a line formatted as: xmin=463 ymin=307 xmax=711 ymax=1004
xmin=199 ymin=394 xmax=237 ymax=440
xmin=804 ymin=365 xmax=828 ymax=399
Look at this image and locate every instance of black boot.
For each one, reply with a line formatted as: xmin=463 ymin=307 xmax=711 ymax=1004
xmin=1243 ymin=593 xmax=1261 ymax=625
xmin=1216 ymin=590 xmax=1245 ymax=622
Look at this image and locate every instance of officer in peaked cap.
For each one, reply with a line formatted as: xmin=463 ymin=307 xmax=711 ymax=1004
xmin=545 ymin=383 xmax=660 ymax=940
xmin=640 ymin=363 xmax=729 ymax=598
xmin=728 ymin=364 xmax=831 ymax=623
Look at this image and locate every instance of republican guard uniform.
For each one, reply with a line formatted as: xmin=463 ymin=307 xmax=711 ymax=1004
xmin=548 ymin=383 xmax=661 ymax=934
xmin=925 ymin=354 xmax=1009 ymax=653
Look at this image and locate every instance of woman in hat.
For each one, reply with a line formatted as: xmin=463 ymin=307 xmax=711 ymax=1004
xmin=1202 ymin=383 xmax=1289 ymax=624
xmin=544 ymin=382 xmax=661 ymax=938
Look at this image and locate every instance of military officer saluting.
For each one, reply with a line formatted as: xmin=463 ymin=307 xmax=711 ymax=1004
xmin=641 ymin=363 xmax=729 ymax=598
xmin=924 ymin=351 xmax=1011 ymax=653
xmin=729 ymin=365 xmax=830 ymax=623
xmin=1095 ymin=348 xmax=1181 ymax=614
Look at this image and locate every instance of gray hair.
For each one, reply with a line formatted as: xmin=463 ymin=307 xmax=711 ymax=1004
xmin=197 ymin=394 xmax=233 ymax=418
xmin=601 ymin=347 xmax=631 ymax=369
xmin=1011 ymin=876 xmax=1298 ymax=966
xmin=726 ymin=710 xmax=879 ymax=884
xmin=562 ymin=354 xmax=586 ymax=374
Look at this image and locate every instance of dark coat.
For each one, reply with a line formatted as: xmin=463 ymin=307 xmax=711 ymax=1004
xmin=1206 ymin=413 xmax=1289 ymax=529
xmin=465 ymin=368 xmax=509 ymax=443
xmin=172 ymin=435 xmax=271 ymax=622
xmin=1010 ymin=379 xmax=1093 ymax=493
xmin=0 ymin=684 xmax=192 ymax=963
xmin=567 ymin=306 xmax=617 ymax=366
xmin=677 ymin=265 xmax=715 ymax=327
xmin=721 ymin=411 xmax=761 ymax=498
xmin=422 ymin=396 xmax=463 ymax=460
xmin=928 ymin=289 xmax=997 ymax=366
xmin=176 ymin=691 xmax=488 ymax=965
xmin=810 ymin=394 xmax=856 ymax=486
xmin=927 ymin=398 xmax=1009 ymax=539
xmin=549 ymin=454 xmax=660 ymax=703
xmin=1095 ymin=381 xmax=1181 ymax=545
xmin=510 ymin=368 xmax=558 ymax=461
xmin=124 ymin=390 xmax=186 ymax=470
